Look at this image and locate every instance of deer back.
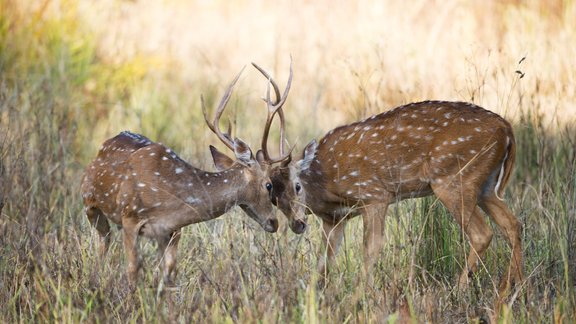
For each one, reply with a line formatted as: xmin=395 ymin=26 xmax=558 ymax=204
xmin=281 ymin=101 xmax=515 ymax=223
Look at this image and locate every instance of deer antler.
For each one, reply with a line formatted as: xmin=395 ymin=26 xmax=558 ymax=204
xmin=252 ymin=59 xmax=293 ymax=163
xmin=202 ymin=67 xmax=245 ymax=151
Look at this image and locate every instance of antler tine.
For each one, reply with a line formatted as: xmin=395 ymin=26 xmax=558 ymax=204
xmin=277 ymin=107 xmax=287 ymax=156
xmin=252 ymin=63 xmax=281 ymax=107
xmin=252 ymin=59 xmax=293 ymax=164
xmin=201 ymin=67 xmax=245 ymax=151
xmin=275 ymin=59 xmax=293 ymax=111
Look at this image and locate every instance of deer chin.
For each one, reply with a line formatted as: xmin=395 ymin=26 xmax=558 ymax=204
xmin=289 ymin=218 xmax=307 ymax=234
xmin=239 ymin=204 xmax=278 ymax=233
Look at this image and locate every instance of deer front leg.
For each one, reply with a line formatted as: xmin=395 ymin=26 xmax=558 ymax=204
xmin=317 ymin=219 xmax=346 ymax=288
xmin=85 ymin=207 xmax=111 ymax=257
xmin=122 ymin=217 xmax=141 ymax=288
xmin=362 ymin=204 xmax=388 ymax=286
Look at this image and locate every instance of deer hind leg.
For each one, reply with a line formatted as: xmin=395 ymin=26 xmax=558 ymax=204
xmin=458 ymin=206 xmax=493 ymax=288
xmin=85 ymin=207 xmax=112 ymax=257
xmin=121 ymin=217 xmax=141 ymax=288
xmin=431 ymin=181 xmax=490 ymax=290
xmin=317 ymin=219 xmax=346 ymax=287
xmin=362 ymin=204 xmax=389 ymax=286
xmin=157 ymin=229 xmax=181 ymax=287
xmin=479 ymin=194 xmax=523 ymax=293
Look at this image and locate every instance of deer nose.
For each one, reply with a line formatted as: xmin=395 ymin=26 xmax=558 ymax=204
xmin=265 ymin=218 xmax=279 ymax=233
xmin=291 ymin=219 xmax=307 ymax=234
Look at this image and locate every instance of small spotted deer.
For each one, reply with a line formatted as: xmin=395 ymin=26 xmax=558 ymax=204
xmin=80 ymin=70 xmax=279 ymax=287
xmin=252 ymin=72 xmax=522 ymax=292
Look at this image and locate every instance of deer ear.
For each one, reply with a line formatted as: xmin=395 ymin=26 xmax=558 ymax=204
xmin=255 ymin=149 xmax=268 ymax=166
xmin=297 ymin=139 xmax=317 ymax=171
xmin=210 ymin=145 xmax=235 ymax=171
xmin=233 ymin=138 xmax=254 ymax=165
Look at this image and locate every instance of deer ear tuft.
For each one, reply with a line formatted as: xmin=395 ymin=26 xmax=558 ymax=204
xmin=233 ymin=138 xmax=254 ymax=165
xmin=297 ymin=139 xmax=317 ymax=171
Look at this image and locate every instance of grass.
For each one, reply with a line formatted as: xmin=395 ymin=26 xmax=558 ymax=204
xmin=1 ymin=0 xmax=575 ymax=322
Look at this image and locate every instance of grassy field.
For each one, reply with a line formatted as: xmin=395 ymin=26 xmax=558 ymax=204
xmin=1 ymin=0 xmax=575 ymax=322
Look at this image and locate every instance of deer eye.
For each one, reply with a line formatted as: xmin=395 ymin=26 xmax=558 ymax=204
xmin=265 ymin=182 xmax=273 ymax=192
xmin=295 ymin=182 xmax=302 ymax=193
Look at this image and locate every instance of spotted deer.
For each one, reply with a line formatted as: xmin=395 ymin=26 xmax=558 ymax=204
xmin=80 ymin=70 xmax=280 ymax=287
xmin=241 ymin=64 xmax=522 ymax=292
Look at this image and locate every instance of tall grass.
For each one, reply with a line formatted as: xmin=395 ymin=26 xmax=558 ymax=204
xmin=1 ymin=0 xmax=575 ymax=322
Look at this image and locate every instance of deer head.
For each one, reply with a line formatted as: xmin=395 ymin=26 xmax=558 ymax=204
xmin=210 ymin=60 xmax=308 ymax=233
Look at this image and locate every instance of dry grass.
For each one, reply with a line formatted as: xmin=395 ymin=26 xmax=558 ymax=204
xmin=0 ymin=0 xmax=575 ymax=322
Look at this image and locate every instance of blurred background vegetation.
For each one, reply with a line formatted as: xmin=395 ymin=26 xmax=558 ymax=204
xmin=0 ymin=0 xmax=574 ymax=322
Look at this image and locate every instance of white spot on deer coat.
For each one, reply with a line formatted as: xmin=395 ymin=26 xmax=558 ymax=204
xmin=175 ymin=168 xmax=183 ymax=174
xmin=185 ymin=196 xmax=200 ymax=204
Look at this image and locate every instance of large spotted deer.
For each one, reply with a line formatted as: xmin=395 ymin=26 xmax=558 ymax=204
xmin=81 ymin=69 xmax=279 ymax=287
xmin=244 ymin=64 xmax=523 ymax=293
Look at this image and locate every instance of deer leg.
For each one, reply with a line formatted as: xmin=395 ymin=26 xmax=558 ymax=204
xmin=362 ymin=204 xmax=388 ymax=285
xmin=479 ymin=194 xmax=523 ymax=293
xmin=432 ymin=182 xmax=482 ymax=290
xmin=317 ymin=219 xmax=346 ymax=287
xmin=157 ymin=230 xmax=181 ymax=287
xmin=457 ymin=206 xmax=493 ymax=288
xmin=86 ymin=207 xmax=111 ymax=257
xmin=121 ymin=217 xmax=141 ymax=288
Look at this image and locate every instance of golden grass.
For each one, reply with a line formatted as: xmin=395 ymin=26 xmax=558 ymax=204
xmin=74 ymin=0 xmax=575 ymax=132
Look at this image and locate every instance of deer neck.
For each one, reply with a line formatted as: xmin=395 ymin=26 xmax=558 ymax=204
xmin=169 ymin=165 xmax=247 ymax=223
